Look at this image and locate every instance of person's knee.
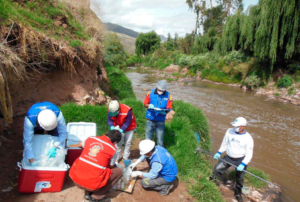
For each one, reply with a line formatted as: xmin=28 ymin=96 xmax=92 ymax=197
xmin=141 ymin=179 xmax=151 ymax=188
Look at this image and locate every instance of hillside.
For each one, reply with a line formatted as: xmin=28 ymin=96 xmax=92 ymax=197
xmin=104 ymin=22 xmax=167 ymax=42
xmin=114 ymin=32 xmax=136 ymax=55
xmin=104 ymin=22 xmax=139 ymax=38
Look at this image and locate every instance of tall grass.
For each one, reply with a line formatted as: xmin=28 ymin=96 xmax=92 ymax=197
xmin=105 ymin=66 xmax=136 ymax=100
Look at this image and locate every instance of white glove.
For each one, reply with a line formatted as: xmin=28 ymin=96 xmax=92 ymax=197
xmin=131 ymin=171 xmax=143 ymax=178
xmin=128 ymin=159 xmax=142 ymax=170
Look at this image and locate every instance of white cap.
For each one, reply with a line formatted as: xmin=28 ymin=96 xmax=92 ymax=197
xmin=109 ymin=100 xmax=120 ymax=117
xmin=139 ymin=139 xmax=155 ymax=155
xmin=231 ymin=117 xmax=247 ymax=127
xmin=37 ymin=109 xmax=58 ymax=131
xmin=157 ymin=80 xmax=168 ymax=91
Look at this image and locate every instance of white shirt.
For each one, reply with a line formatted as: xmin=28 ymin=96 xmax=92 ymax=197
xmin=218 ymin=128 xmax=254 ymax=165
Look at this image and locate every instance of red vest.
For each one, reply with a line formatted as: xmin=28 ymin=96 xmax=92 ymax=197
xmin=69 ymin=136 xmax=116 ymax=190
xmin=110 ymin=103 xmax=137 ymax=131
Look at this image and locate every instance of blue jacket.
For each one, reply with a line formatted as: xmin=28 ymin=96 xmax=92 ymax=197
xmin=146 ymin=89 xmax=171 ymax=122
xmin=150 ymin=146 xmax=178 ymax=182
xmin=23 ymin=102 xmax=68 ymax=160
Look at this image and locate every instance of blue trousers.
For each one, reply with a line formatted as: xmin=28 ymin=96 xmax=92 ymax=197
xmin=145 ymin=120 xmax=165 ymax=147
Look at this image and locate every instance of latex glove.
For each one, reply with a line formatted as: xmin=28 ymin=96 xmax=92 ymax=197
xmin=148 ymin=104 xmax=154 ymax=109
xmin=110 ymin=126 xmax=115 ymax=130
xmin=30 ymin=162 xmax=37 ymax=167
xmin=119 ymin=129 xmax=124 ymax=133
xmin=213 ymin=153 xmax=221 ymax=160
xmin=131 ymin=171 xmax=143 ymax=178
xmin=128 ymin=159 xmax=142 ymax=170
xmin=237 ymin=164 xmax=245 ymax=171
xmin=47 ymin=146 xmax=57 ymax=159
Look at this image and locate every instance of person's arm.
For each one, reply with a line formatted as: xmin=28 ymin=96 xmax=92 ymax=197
xmin=242 ymin=135 xmax=254 ymax=165
xmin=107 ymin=111 xmax=114 ymax=127
xmin=23 ymin=117 xmax=35 ymax=162
xmin=120 ymin=110 xmax=132 ymax=131
xmin=166 ymin=94 xmax=173 ymax=110
xmin=143 ymin=91 xmax=151 ymax=108
xmin=218 ymin=130 xmax=229 ymax=153
xmin=141 ymin=162 xmax=163 ymax=179
xmin=54 ymin=112 xmax=68 ymax=148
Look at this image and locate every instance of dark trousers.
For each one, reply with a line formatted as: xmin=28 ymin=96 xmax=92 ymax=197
xmin=212 ymin=155 xmax=247 ymax=195
xmin=34 ymin=126 xmax=59 ymax=136
xmin=74 ymin=167 xmax=122 ymax=200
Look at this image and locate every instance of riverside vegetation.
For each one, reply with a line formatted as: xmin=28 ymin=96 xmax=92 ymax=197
xmin=126 ymin=0 xmax=300 ymax=96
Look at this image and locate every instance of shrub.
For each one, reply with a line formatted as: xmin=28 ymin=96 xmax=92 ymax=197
xmin=244 ymin=75 xmax=261 ymax=89
xmin=276 ymin=75 xmax=293 ymax=88
xmin=106 ymin=66 xmax=136 ymax=100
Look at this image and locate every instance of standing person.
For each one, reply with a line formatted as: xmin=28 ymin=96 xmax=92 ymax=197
xmin=23 ymin=101 xmax=68 ymax=165
xmin=107 ymin=99 xmax=137 ymax=163
xmin=69 ymin=130 xmax=122 ymax=202
xmin=129 ymin=139 xmax=178 ymax=196
xmin=210 ymin=117 xmax=254 ymax=202
xmin=144 ymin=80 xmax=172 ymax=147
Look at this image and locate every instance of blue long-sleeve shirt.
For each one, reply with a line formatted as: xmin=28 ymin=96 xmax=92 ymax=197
xmin=107 ymin=109 xmax=132 ymax=131
xmin=23 ymin=111 xmax=68 ymax=160
xmin=138 ymin=148 xmax=163 ymax=179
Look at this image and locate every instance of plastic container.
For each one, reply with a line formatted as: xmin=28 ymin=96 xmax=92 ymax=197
xmin=124 ymin=159 xmax=132 ymax=168
xmin=18 ymin=135 xmax=69 ymax=193
xmin=66 ymin=122 xmax=96 ymax=166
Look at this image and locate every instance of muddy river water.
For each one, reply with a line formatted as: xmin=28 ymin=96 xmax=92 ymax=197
xmin=125 ymin=67 xmax=300 ymax=202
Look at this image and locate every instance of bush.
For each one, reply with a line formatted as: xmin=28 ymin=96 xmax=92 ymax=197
xmin=244 ymin=75 xmax=261 ymax=89
xmin=103 ymin=33 xmax=127 ymax=67
xmin=276 ymin=75 xmax=293 ymax=88
xmin=106 ymin=66 xmax=136 ymax=100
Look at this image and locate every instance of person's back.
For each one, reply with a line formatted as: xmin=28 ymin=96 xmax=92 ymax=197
xmin=69 ymin=135 xmax=116 ymax=190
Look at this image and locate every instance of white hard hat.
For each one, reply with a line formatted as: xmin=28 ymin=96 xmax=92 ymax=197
xmin=37 ymin=109 xmax=58 ymax=131
xmin=157 ymin=80 xmax=168 ymax=91
xmin=109 ymin=100 xmax=120 ymax=117
xmin=139 ymin=139 xmax=155 ymax=155
xmin=231 ymin=117 xmax=247 ymax=127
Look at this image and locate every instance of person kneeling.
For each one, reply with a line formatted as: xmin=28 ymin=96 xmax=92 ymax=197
xmin=69 ymin=130 xmax=122 ymax=202
xmin=129 ymin=140 xmax=178 ymax=196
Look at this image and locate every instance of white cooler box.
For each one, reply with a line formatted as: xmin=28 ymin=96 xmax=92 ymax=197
xmin=66 ymin=122 xmax=96 ymax=166
xmin=18 ymin=135 xmax=69 ymax=193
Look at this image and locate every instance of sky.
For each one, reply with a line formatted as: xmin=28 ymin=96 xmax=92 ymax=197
xmin=91 ymin=0 xmax=259 ymax=37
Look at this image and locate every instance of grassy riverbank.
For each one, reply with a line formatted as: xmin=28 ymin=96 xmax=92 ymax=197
xmin=60 ymin=66 xmax=271 ymax=201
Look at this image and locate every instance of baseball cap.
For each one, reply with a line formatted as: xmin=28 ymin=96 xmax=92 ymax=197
xmin=231 ymin=117 xmax=247 ymax=127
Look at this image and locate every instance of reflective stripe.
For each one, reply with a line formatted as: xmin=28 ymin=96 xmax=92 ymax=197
xmin=90 ymin=137 xmax=116 ymax=151
xmin=119 ymin=113 xmax=128 ymax=115
xmin=79 ymin=157 xmax=106 ymax=169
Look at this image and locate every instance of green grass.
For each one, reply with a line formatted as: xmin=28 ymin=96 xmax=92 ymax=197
xmin=70 ymin=40 xmax=82 ymax=47
xmin=0 ymin=0 xmax=89 ymax=44
xmin=105 ymin=66 xmax=136 ymax=100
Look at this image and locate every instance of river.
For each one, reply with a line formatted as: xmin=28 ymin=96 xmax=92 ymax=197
xmin=125 ymin=66 xmax=300 ymax=202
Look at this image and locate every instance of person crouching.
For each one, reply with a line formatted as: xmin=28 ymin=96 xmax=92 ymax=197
xmin=69 ymin=130 xmax=122 ymax=202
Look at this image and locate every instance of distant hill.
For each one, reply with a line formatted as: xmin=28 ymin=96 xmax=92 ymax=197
xmin=103 ymin=22 xmax=167 ymax=42
xmin=104 ymin=22 xmax=139 ymax=38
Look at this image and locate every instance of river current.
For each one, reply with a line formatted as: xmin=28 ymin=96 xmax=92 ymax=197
xmin=125 ymin=66 xmax=300 ymax=202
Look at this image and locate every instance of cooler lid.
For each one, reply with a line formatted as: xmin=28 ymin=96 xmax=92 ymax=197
xmin=67 ymin=122 xmax=96 ymax=147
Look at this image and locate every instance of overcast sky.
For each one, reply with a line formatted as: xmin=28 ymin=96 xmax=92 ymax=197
xmin=91 ymin=0 xmax=259 ymax=37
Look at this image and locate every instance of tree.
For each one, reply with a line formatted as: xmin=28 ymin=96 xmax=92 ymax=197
xmin=135 ymin=31 xmax=161 ymax=56
xmin=186 ymin=0 xmax=242 ymax=34
xmin=103 ymin=33 xmax=127 ymax=67
xmin=164 ymin=33 xmax=174 ymax=51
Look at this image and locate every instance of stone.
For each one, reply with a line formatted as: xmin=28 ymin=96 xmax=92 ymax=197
xmin=180 ymin=67 xmax=188 ymax=75
xmin=164 ymin=64 xmax=180 ymax=73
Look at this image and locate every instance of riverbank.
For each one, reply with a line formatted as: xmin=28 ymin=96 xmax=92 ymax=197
xmin=141 ymin=64 xmax=300 ymax=106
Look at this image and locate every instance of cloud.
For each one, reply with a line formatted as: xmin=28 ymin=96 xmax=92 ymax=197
xmin=91 ymin=0 xmax=258 ymax=37
xmin=91 ymin=0 xmax=196 ymax=37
